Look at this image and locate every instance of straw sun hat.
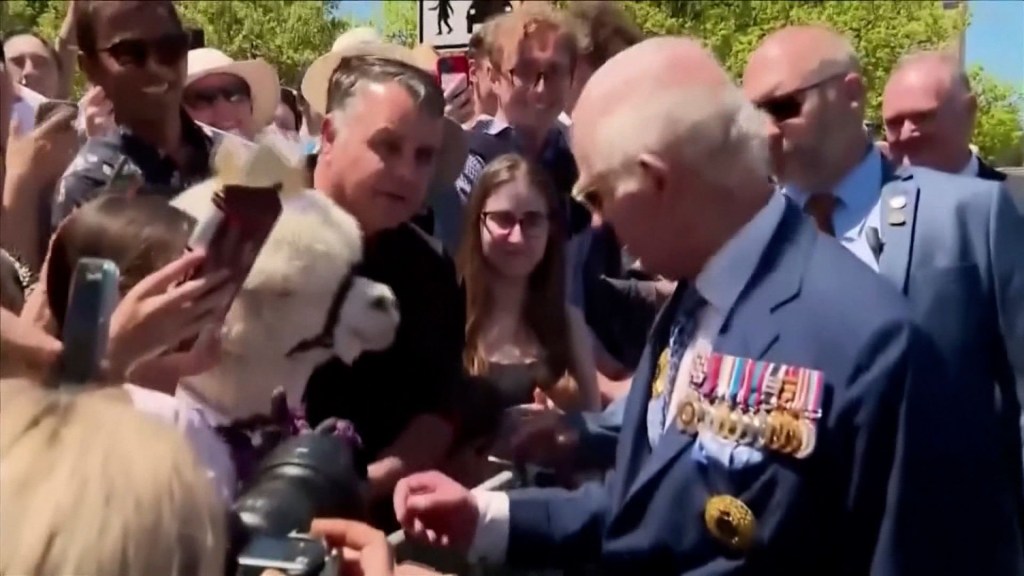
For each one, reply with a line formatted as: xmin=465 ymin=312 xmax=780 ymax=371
xmin=301 ymin=29 xmax=468 ymax=186
xmin=187 ymin=48 xmax=281 ymax=130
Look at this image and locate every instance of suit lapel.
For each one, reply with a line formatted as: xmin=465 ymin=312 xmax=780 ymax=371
xmin=620 ymin=202 xmax=813 ymax=508
xmin=612 ymin=286 xmax=682 ymax=507
xmin=977 ymin=159 xmax=1008 ymax=182
xmin=878 ymin=166 xmax=920 ymax=295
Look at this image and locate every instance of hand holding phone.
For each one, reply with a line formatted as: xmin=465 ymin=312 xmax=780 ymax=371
xmin=57 ymin=258 xmax=120 ymax=384
xmin=437 ymin=54 xmax=473 ymax=124
xmin=105 ymin=251 xmax=235 ymax=380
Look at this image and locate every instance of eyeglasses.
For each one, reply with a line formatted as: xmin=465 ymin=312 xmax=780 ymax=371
xmin=755 ymin=71 xmax=847 ymax=123
xmin=97 ymin=32 xmax=190 ymax=68
xmin=185 ymin=81 xmax=251 ymax=108
xmin=482 ymin=210 xmax=549 ymax=237
xmin=505 ymin=62 xmax=571 ymax=90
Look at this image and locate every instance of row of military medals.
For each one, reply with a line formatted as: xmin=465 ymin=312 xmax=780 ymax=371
xmin=653 ymin=347 xmax=825 ymax=551
xmin=658 ymin=350 xmax=824 ymax=458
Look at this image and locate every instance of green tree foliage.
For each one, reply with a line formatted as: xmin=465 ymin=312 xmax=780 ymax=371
xmin=968 ymin=68 xmax=1024 ymax=166
xmin=619 ymin=0 xmax=965 ymax=121
xmin=563 ymin=0 xmax=1022 ymax=165
xmin=175 ymin=1 xmax=350 ymax=88
xmin=374 ymin=0 xmax=418 ymax=48
xmin=1 ymin=1 xmax=352 ymax=89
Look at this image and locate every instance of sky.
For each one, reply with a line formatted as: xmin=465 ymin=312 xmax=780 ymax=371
xmin=336 ymin=0 xmax=1024 ymax=88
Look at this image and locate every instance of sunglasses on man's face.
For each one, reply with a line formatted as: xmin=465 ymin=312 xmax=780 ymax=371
xmin=99 ymin=32 xmax=190 ymax=68
xmin=185 ymin=82 xmax=251 ymax=108
xmin=756 ymin=71 xmax=848 ymax=123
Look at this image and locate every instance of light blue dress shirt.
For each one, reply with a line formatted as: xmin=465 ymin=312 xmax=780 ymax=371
xmin=784 ymin=149 xmax=884 ymax=270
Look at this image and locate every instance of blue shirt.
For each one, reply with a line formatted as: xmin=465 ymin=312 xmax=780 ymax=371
xmin=783 ymin=148 xmax=884 ymax=270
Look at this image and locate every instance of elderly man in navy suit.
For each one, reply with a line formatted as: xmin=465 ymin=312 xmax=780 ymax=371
xmin=390 ymin=37 xmax=1007 ymax=575
xmin=745 ymin=25 xmax=1024 ymax=569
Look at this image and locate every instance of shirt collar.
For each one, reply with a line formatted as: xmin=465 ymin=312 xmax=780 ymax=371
xmin=695 ymin=191 xmax=786 ymax=315
xmin=959 ymin=153 xmax=979 ymax=177
xmin=481 ymin=116 xmax=567 ymax=155
xmin=784 ymin=146 xmax=882 ymax=206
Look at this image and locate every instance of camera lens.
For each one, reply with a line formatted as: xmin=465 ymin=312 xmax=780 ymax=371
xmin=232 ymin=433 xmax=367 ymax=537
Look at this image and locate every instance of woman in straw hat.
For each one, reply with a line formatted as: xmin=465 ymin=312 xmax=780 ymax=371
xmin=184 ymin=47 xmax=280 ymax=141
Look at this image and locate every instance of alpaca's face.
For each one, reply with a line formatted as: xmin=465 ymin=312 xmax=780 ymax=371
xmin=334 ymin=276 xmax=401 ymax=364
xmin=173 ymin=180 xmax=401 ymax=397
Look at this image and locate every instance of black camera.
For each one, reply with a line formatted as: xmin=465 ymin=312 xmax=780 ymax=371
xmin=229 ymin=432 xmax=368 ymax=576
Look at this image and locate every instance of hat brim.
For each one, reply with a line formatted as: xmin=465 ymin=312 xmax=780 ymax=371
xmin=301 ymin=43 xmax=467 ymax=188
xmin=188 ymin=59 xmax=281 ymax=131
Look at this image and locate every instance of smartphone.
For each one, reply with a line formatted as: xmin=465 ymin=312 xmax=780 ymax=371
xmin=236 ymin=534 xmax=334 ymax=576
xmin=177 ymin=182 xmax=282 ymax=349
xmin=437 ymin=53 xmax=470 ymax=93
xmin=34 ymin=99 xmax=78 ymax=126
xmin=58 ymin=258 xmax=121 ymax=384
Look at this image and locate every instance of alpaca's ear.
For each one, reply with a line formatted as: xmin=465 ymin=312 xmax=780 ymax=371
xmin=169 ymin=178 xmax=218 ymax=222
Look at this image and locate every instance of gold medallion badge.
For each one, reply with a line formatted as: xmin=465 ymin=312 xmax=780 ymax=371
xmin=704 ymin=495 xmax=756 ymax=551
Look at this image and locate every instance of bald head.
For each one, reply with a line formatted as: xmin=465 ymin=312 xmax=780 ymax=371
xmin=885 ymin=50 xmax=971 ymax=109
xmin=882 ymin=50 xmax=976 ymax=173
xmin=569 ymin=36 xmax=776 ymax=283
xmin=574 ymin=36 xmax=727 ymax=126
xmin=742 ymin=26 xmax=868 ymax=193
xmin=572 ymin=36 xmax=768 ymax=191
xmin=744 ymin=25 xmax=859 ymax=102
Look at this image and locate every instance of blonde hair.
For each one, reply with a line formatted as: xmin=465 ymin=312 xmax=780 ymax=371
xmin=486 ymin=3 xmax=580 ymax=71
xmin=0 ymin=383 xmax=225 ymax=576
xmin=565 ymin=0 xmax=643 ymax=69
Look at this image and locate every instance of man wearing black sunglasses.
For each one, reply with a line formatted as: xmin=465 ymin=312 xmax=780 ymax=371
xmin=51 ymin=0 xmax=216 ymax=231
xmin=745 ymin=26 xmax=1024 ymax=569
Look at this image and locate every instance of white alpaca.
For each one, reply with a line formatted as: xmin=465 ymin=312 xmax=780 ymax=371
xmin=170 ymin=136 xmax=399 ymax=421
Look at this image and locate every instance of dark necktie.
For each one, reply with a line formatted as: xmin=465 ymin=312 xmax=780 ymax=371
xmin=804 ymin=194 xmax=838 ymax=237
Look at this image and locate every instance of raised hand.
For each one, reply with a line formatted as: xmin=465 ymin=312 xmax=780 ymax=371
xmin=393 ymin=470 xmax=479 ymax=555
xmin=310 ymin=518 xmax=395 ymax=576
xmin=106 ymin=250 xmax=234 ymax=380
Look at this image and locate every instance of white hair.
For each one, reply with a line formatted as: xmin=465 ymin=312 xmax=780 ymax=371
xmin=593 ymin=84 xmax=772 ymax=193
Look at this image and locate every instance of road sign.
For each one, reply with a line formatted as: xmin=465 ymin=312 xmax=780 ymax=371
xmin=418 ymin=0 xmax=515 ymax=50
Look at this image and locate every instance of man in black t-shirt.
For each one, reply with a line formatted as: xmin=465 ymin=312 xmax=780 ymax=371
xmin=300 ymin=39 xmax=470 ymax=526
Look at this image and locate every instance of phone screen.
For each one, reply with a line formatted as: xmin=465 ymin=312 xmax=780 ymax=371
xmin=437 ymin=54 xmax=470 ymax=92
xmin=178 ymin=183 xmax=282 ymax=349
xmin=237 ymin=535 xmax=328 ymax=572
xmin=59 ymin=258 xmax=121 ymax=384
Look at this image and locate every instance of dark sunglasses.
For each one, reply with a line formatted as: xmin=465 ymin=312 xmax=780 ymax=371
xmin=756 ymin=71 xmax=847 ymax=123
xmin=185 ymin=81 xmax=251 ymax=108
xmin=98 ymin=32 xmax=190 ymax=68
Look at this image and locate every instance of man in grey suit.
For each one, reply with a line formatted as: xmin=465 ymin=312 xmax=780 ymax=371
xmin=882 ymin=50 xmax=1009 ymax=182
xmin=744 ymin=25 xmax=1024 ymax=556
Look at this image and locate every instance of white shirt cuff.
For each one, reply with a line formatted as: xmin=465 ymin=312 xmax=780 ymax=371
xmin=467 ymin=490 xmax=510 ymax=564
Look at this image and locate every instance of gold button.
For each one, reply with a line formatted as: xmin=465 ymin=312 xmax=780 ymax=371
xmin=704 ymin=495 xmax=756 ymax=551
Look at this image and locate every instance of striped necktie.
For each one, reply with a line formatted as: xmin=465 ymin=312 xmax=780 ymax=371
xmin=646 ymin=287 xmax=706 ymax=448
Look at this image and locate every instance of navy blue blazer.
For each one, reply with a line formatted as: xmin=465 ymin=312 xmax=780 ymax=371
xmin=501 ymin=199 xmax=1017 ymax=575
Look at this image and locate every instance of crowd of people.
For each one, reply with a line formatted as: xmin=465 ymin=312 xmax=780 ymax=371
xmin=1 ymin=1 xmax=1022 ymax=575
